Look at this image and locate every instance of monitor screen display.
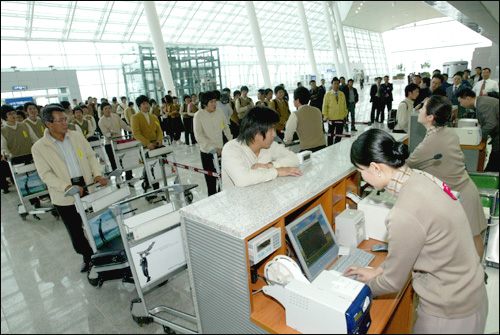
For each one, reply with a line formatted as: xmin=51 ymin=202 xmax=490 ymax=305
xmin=286 ymin=205 xmax=339 ymax=281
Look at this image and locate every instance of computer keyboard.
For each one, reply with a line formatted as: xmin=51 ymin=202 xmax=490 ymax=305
xmin=330 ymin=248 xmax=375 ymax=279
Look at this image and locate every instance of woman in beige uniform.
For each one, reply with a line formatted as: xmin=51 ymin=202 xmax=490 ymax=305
xmin=345 ymin=129 xmax=487 ymax=334
xmin=406 ymin=95 xmax=487 ymax=258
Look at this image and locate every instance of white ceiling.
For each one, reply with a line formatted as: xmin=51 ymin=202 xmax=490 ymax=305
xmin=1 ymin=1 xmax=454 ymax=50
xmin=342 ymin=1 xmax=446 ymax=33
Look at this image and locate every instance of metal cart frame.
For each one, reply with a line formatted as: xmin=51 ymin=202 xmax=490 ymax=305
xmin=111 ymin=185 xmax=199 ymax=334
xmin=8 ymin=157 xmax=58 ymax=220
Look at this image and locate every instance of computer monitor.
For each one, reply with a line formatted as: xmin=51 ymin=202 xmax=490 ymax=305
xmin=285 ymin=204 xmax=339 ymax=282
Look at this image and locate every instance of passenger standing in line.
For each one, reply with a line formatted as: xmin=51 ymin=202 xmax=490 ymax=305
xmin=309 ymin=79 xmax=325 ymax=111
xmin=123 ymin=102 xmax=136 ymax=132
xmin=181 ymin=95 xmax=196 ymax=146
xmin=32 ymin=104 xmax=107 ymax=273
xmin=111 ymin=97 xmax=119 ymax=115
xmin=116 ymin=96 xmax=128 ymax=122
xmin=235 ymin=86 xmax=255 ymax=120
xmin=322 ymin=77 xmax=348 ymax=145
xmin=415 ymin=77 xmax=431 ymax=109
xmin=429 ymin=74 xmax=447 ymax=97
xmin=73 ymin=107 xmax=95 ymax=140
xmin=228 ymin=90 xmax=240 ymax=138
xmin=170 ymin=96 xmax=184 ymax=145
xmin=215 ymin=90 xmax=233 ymax=125
xmin=369 ymin=77 xmax=382 ymax=123
xmin=23 ymin=102 xmax=45 ymax=139
xmin=222 ymin=106 xmax=301 ymax=190
xmin=193 ymin=91 xmax=232 ymax=196
xmin=393 ymin=84 xmax=419 ymax=134
xmin=81 ymin=105 xmax=97 ymax=137
xmin=98 ymin=102 xmax=133 ymax=180
xmin=380 ymin=75 xmax=394 ymax=123
xmin=406 ymin=95 xmax=487 ymax=258
xmin=342 ymin=79 xmax=359 ymax=132
xmin=256 ymin=89 xmax=268 ymax=107
xmin=130 ymin=95 xmax=164 ymax=191
xmin=160 ymin=97 xmax=170 ymax=138
xmin=269 ymin=86 xmax=290 ymax=140
xmin=284 ymin=87 xmax=326 ymax=153
xmin=345 ymin=129 xmax=488 ymax=335
xmin=265 ymin=88 xmax=273 ymax=105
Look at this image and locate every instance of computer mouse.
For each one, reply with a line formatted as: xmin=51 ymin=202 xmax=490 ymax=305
xmin=371 ymin=243 xmax=388 ymax=252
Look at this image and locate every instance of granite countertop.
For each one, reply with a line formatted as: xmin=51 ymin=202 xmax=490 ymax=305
xmin=179 ymin=139 xmax=357 ymax=239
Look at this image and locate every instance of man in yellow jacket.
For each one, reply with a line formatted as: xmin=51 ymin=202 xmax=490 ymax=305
xmin=322 ymin=77 xmax=348 ymax=145
xmin=32 ymin=104 xmax=107 ymax=273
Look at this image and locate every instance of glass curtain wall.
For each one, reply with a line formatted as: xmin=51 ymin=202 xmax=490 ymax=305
xmin=1 ymin=25 xmax=387 ymax=101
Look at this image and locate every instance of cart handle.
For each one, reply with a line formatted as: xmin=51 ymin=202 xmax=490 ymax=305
xmin=63 ymin=169 xmax=123 ymax=197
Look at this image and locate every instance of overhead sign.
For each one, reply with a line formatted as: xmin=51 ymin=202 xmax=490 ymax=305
xmin=12 ymin=86 xmax=28 ymax=90
xmin=5 ymin=97 xmax=34 ymax=108
xmin=326 ymin=69 xmax=333 ymax=73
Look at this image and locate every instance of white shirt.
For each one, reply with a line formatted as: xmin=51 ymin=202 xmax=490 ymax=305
xmin=193 ymin=108 xmax=232 ymax=154
xmin=284 ymin=112 xmax=299 ymax=144
xmin=98 ymin=113 xmax=131 ymax=144
xmin=473 ymin=78 xmax=499 ymax=96
xmin=141 ymin=111 xmax=150 ymax=125
xmin=221 ymin=139 xmax=300 ymax=190
xmin=49 ymin=131 xmax=83 ymax=179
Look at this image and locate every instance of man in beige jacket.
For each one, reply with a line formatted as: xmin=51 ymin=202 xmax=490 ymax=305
xmin=32 ymin=104 xmax=107 ymax=273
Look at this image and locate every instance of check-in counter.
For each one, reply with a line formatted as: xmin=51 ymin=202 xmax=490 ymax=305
xmin=179 ymin=138 xmax=414 ymax=334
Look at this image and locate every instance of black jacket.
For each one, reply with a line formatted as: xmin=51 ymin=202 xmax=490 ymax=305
xmin=310 ymin=86 xmax=326 ymax=110
xmin=342 ymin=86 xmax=359 ymax=104
xmin=380 ymin=82 xmax=393 ymax=102
xmin=370 ymin=84 xmax=381 ymax=102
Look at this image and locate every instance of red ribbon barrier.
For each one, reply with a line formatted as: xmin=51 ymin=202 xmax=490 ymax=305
xmin=164 ymin=159 xmax=221 ymax=178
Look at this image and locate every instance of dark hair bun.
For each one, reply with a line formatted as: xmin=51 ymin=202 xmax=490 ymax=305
xmin=392 ymin=142 xmax=409 ymax=163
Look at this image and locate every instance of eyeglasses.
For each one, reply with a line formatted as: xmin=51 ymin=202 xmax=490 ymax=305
xmin=52 ymin=118 xmax=68 ymax=123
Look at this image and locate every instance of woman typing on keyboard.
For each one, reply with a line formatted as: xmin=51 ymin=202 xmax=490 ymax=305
xmin=344 ymin=129 xmax=487 ymax=334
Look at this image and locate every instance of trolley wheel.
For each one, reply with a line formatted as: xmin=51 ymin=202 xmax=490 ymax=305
xmin=132 ymin=315 xmax=154 ymax=327
xmin=88 ymin=276 xmax=100 ymax=287
xmin=20 ymin=213 xmax=28 ymax=221
xmin=163 ymin=326 xmax=176 ymax=334
xmin=184 ymin=191 xmax=194 ymax=204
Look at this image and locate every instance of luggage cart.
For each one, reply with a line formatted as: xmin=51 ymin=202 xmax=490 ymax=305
xmin=141 ymin=146 xmax=195 ymax=204
xmin=111 ymin=185 xmax=199 ymax=334
xmin=109 ymin=135 xmax=144 ymax=186
xmin=88 ymin=138 xmax=110 ymax=175
xmin=8 ymin=157 xmax=59 ymax=221
xmin=64 ymin=169 xmax=134 ymax=287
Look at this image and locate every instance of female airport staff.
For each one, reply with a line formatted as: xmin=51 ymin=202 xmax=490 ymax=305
xmin=406 ymin=95 xmax=487 ymax=258
xmin=344 ymin=129 xmax=487 ymax=334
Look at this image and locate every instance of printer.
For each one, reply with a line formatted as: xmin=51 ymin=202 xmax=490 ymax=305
xmin=357 ymin=190 xmax=395 ymax=242
xmin=263 ymin=256 xmax=372 ymax=334
xmin=452 ymin=120 xmax=482 ymax=146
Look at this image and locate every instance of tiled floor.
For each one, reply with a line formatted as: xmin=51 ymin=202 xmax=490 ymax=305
xmin=1 ymin=80 xmax=498 ymax=334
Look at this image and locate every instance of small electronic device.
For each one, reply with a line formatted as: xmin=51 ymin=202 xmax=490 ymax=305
xmin=297 ymin=150 xmax=312 ymax=164
xmin=457 ymin=118 xmax=479 ymax=128
xmin=371 ymin=243 xmax=389 ymax=252
xmin=335 ymin=209 xmax=367 ymax=248
xmin=248 ymin=227 xmax=282 ymax=266
xmin=285 ymin=205 xmax=339 ymax=281
xmin=263 ymin=256 xmax=372 ymax=334
xmin=358 ymin=190 xmax=396 ymax=242
xmin=452 ymin=127 xmax=482 ymax=146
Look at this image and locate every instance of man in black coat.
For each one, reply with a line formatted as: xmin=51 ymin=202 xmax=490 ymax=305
xmin=380 ymin=75 xmax=393 ymax=123
xmin=342 ymin=79 xmax=359 ymax=131
xmin=309 ymin=80 xmax=325 ymax=111
xmin=370 ymin=77 xmax=382 ymax=123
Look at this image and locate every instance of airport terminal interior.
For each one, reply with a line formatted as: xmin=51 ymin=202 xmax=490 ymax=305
xmin=1 ymin=1 xmax=499 ymax=334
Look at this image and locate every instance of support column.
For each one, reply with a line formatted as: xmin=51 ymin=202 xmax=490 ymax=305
xmin=245 ymin=1 xmax=272 ymax=88
xmin=142 ymin=1 xmax=176 ymax=96
xmin=331 ymin=1 xmax=352 ymax=79
xmin=296 ymin=1 xmax=319 ymax=83
xmin=322 ymin=1 xmax=341 ymax=79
